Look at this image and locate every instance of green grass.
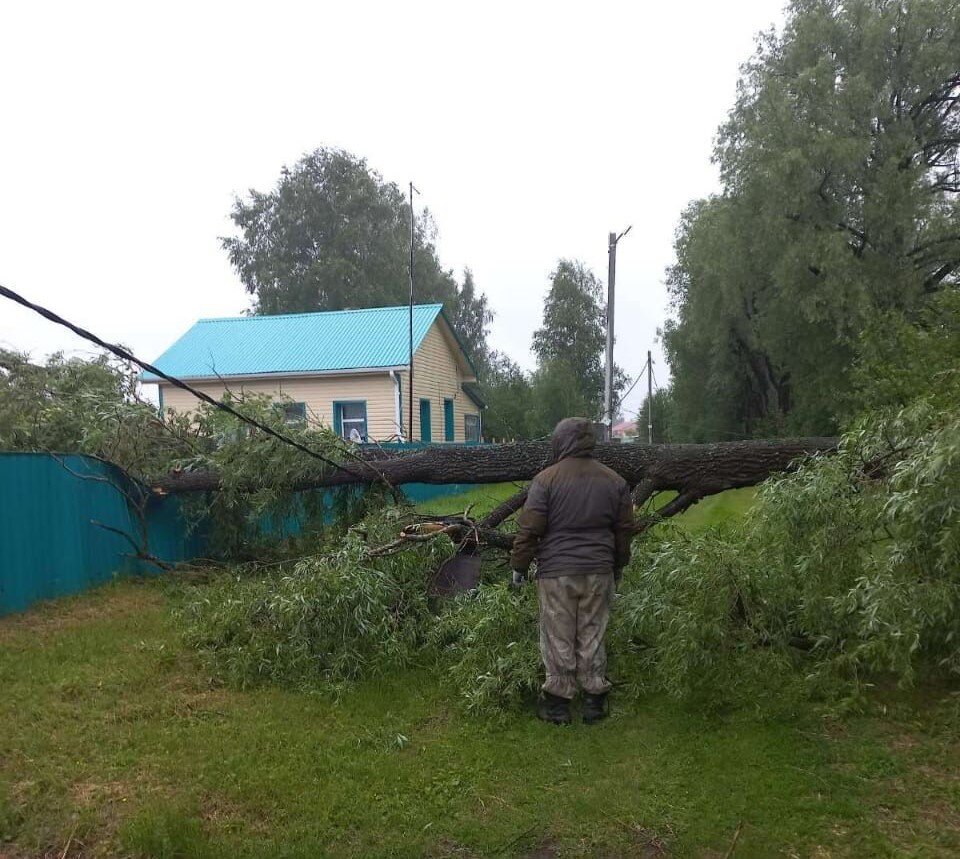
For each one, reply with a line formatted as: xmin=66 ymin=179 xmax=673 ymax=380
xmin=4 ymin=576 xmax=960 ymax=857
xmin=655 ymin=486 xmax=758 ymax=533
xmin=415 ymin=482 xmax=758 ymax=534
xmin=414 ymin=482 xmax=522 ymax=518
xmin=0 ymin=486 xmax=948 ymax=856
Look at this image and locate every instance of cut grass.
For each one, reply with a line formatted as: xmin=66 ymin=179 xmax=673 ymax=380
xmin=4 ymin=577 xmax=960 ymax=857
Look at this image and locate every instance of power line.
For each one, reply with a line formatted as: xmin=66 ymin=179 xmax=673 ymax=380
xmin=593 ymin=362 xmax=647 ymax=427
xmin=0 ymin=282 xmax=390 ymax=485
xmin=606 ymin=358 xmax=662 ymax=436
xmin=612 ymin=363 xmax=646 ymax=416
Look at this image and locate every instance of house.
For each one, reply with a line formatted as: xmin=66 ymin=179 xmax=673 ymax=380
xmin=141 ymin=304 xmax=484 ymax=443
xmin=612 ymin=419 xmax=639 ymax=442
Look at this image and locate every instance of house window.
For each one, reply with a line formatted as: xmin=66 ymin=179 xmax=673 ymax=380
xmin=464 ymin=413 xmax=481 ymax=443
xmin=277 ymin=401 xmax=306 ymax=425
xmin=419 ymin=399 xmax=432 ymax=443
xmin=334 ymin=401 xmax=368 ymax=441
xmin=443 ymin=398 xmax=455 ymax=442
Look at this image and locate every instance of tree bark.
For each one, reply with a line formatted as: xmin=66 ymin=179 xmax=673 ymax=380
xmin=152 ymin=438 xmax=838 ymax=498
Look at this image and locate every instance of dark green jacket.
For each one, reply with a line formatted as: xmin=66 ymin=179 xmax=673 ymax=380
xmin=510 ymin=417 xmax=634 ymax=578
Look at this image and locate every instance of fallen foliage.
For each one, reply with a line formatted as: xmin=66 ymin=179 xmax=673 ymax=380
xmin=177 ymin=395 xmax=960 ymax=716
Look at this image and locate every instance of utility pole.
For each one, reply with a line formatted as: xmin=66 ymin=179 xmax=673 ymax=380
xmin=646 ymin=349 xmax=654 ymax=445
xmin=408 ymin=181 xmax=419 ymax=441
xmin=604 ymin=226 xmax=631 ymax=437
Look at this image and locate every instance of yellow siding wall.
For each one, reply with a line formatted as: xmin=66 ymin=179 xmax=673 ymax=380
xmin=399 ymin=321 xmax=480 ymax=443
xmin=160 ymin=373 xmax=401 ymax=440
xmin=158 ymin=319 xmax=480 ymax=443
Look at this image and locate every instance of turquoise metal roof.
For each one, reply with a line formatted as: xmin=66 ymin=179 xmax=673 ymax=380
xmin=141 ymin=304 xmax=444 ymax=381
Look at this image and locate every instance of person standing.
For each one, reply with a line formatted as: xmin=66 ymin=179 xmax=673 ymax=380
xmin=510 ymin=417 xmax=634 ymax=725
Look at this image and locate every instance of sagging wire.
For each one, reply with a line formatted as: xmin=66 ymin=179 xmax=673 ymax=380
xmin=592 ymin=362 xmax=647 ymax=426
xmin=612 ymin=362 xmax=647 ymax=417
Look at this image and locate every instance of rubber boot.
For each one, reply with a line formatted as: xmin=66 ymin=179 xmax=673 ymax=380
xmin=582 ymin=692 xmax=609 ymax=725
xmin=537 ymin=692 xmax=572 ymax=725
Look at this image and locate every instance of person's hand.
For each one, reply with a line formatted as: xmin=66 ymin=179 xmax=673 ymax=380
xmin=511 ymin=569 xmax=526 ymax=588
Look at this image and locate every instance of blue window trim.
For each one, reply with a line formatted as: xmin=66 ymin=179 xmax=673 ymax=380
xmin=419 ymin=398 xmax=432 ymax=443
xmin=333 ymin=400 xmax=368 ymax=440
xmin=443 ymin=398 xmax=455 ymax=442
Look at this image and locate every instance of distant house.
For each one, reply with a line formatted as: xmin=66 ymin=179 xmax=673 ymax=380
xmin=142 ymin=304 xmax=484 ymax=443
xmin=612 ymin=419 xmax=639 ymax=442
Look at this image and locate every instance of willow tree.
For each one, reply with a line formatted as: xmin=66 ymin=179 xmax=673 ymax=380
xmin=665 ymin=0 xmax=960 ymax=440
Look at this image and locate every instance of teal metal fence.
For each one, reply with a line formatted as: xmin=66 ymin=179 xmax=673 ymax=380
xmin=0 ymin=453 xmax=206 ymax=615
xmin=0 ymin=450 xmax=480 ymax=616
xmin=359 ymin=441 xmax=481 ymax=501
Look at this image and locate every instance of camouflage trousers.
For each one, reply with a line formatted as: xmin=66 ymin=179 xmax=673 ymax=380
xmin=537 ymin=573 xmax=614 ymax=700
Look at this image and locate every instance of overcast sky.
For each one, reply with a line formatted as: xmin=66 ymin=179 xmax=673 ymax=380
xmin=0 ymin=0 xmax=785 ymax=419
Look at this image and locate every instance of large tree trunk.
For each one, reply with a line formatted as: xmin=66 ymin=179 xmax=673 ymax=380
xmin=152 ymin=438 xmax=838 ymax=499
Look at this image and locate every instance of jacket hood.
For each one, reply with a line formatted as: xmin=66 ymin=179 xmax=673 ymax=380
xmin=551 ymin=417 xmax=596 ymax=460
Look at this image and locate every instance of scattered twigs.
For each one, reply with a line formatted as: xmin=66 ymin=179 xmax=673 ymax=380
xmin=365 ymin=522 xmax=464 ymax=558
xmin=59 ymin=823 xmax=77 ymax=859
xmin=51 ymin=452 xmax=167 ymax=568
xmin=723 ymin=820 xmax=744 ymax=858
xmin=599 ymin=810 xmax=673 ymax=853
xmin=859 ymin=441 xmax=915 ymax=481
xmin=325 ymin=433 xmax=404 ymax=502
xmin=50 ymin=453 xmax=116 ymax=487
xmin=495 ymin=822 xmax=540 ymax=855
xmin=364 ymin=503 xmax=486 ymax=558
xmin=634 ymin=490 xmax=703 ymax=535
xmin=90 ymin=520 xmax=174 ymax=571
xmin=368 ymin=483 xmax=706 ymax=558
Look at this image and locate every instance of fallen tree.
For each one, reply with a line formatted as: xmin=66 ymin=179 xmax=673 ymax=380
xmin=154 ymin=437 xmax=838 ymax=499
xmin=0 ymin=333 xmax=836 ymax=549
xmin=153 ymin=437 xmax=839 ymax=551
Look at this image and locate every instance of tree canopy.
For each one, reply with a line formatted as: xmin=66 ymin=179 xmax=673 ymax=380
xmin=480 ymin=351 xmax=538 ymax=440
xmin=222 ymin=147 xmax=492 ymax=368
xmin=529 ymin=260 xmax=609 ymax=430
xmin=479 ymin=259 xmax=623 ymax=439
xmin=0 ymin=349 xmax=147 ymax=458
xmin=663 ymin=0 xmax=960 ymax=440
